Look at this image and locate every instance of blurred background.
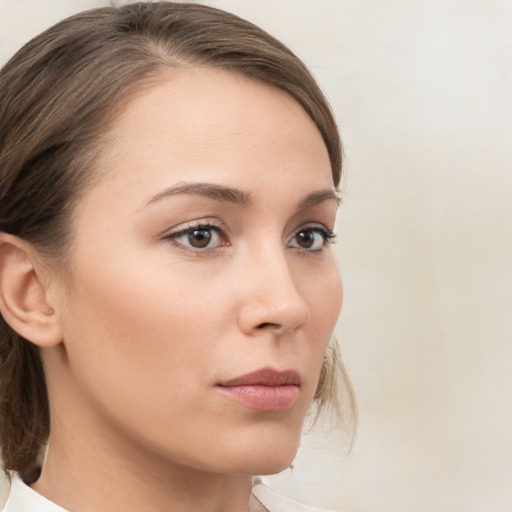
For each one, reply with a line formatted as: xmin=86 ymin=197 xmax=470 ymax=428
xmin=0 ymin=1 xmax=510 ymax=511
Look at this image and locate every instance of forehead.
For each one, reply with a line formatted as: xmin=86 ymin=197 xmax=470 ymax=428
xmin=90 ymin=67 xmax=333 ymax=205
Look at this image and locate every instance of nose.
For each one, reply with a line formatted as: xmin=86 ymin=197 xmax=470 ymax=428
xmin=237 ymin=249 xmax=311 ymax=337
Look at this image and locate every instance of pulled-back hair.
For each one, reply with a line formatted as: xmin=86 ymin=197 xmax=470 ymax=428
xmin=0 ymin=1 xmax=354 ymax=477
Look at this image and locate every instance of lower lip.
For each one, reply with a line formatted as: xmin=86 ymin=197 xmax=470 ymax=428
xmin=217 ymin=385 xmax=299 ymax=412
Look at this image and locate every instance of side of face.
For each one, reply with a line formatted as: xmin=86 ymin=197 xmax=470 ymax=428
xmin=44 ymin=67 xmax=343 ymax=476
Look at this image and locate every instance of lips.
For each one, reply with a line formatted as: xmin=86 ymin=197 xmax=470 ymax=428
xmin=217 ymin=368 xmax=301 ymax=412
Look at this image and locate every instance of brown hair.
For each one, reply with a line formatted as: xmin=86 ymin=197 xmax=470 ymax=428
xmin=0 ymin=1 xmax=355 ymax=476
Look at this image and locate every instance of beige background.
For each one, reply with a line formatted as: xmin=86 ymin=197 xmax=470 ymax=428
xmin=1 ymin=1 xmax=511 ymax=511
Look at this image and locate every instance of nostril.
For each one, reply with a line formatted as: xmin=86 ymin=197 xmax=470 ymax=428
xmin=256 ymin=322 xmax=281 ymax=330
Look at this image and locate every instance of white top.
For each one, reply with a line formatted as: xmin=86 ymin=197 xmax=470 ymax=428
xmin=0 ymin=474 xmax=336 ymax=512
xmin=0 ymin=475 xmax=65 ymax=512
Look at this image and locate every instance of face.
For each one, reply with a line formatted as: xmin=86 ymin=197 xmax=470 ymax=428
xmin=50 ymin=67 xmax=342 ymax=476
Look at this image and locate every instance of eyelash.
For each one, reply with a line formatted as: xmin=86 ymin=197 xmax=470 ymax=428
xmin=293 ymin=227 xmax=336 ymax=251
xmin=162 ymin=221 xmax=229 ymax=254
xmin=162 ymin=222 xmax=336 ymax=254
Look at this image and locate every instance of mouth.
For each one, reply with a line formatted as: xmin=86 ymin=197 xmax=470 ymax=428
xmin=216 ymin=368 xmax=301 ymax=412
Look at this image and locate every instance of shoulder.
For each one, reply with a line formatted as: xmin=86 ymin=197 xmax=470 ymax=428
xmin=251 ymin=479 xmax=339 ymax=512
xmin=0 ymin=473 xmax=67 ymax=512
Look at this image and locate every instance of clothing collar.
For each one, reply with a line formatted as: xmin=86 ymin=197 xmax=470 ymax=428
xmin=1 ymin=474 xmax=324 ymax=512
xmin=1 ymin=473 xmax=67 ymax=511
xmin=1 ymin=474 xmax=270 ymax=512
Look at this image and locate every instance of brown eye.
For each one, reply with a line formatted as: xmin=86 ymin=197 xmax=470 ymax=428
xmin=289 ymin=227 xmax=334 ymax=251
xmin=165 ymin=224 xmax=228 ymax=252
xmin=188 ymin=229 xmax=212 ymax=248
xmin=296 ymin=230 xmax=315 ymax=249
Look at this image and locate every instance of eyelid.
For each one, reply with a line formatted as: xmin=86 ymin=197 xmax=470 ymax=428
xmin=161 ymin=217 xmax=226 ymax=237
xmin=161 ymin=218 xmax=230 ymax=254
xmin=288 ymin=223 xmax=336 ymax=251
xmin=160 ymin=219 xmax=335 ymax=255
xmin=291 ymin=222 xmax=336 ymax=238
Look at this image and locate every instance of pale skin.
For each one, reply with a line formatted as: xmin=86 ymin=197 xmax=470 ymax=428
xmin=0 ymin=68 xmax=342 ymax=512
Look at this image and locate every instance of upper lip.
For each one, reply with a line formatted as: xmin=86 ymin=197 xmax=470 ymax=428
xmin=218 ymin=368 xmax=301 ymax=387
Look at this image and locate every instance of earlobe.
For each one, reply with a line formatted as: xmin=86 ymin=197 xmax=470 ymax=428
xmin=0 ymin=233 xmax=62 ymax=347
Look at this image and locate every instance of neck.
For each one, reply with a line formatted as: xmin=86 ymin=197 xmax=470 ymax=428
xmin=33 ymin=427 xmax=253 ymax=512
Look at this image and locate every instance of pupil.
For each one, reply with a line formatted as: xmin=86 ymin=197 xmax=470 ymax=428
xmin=190 ymin=229 xmax=211 ymax=248
xmin=297 ymin=230 xmax=314 ymax=248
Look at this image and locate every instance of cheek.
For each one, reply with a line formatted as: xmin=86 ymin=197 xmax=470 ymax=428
xmin=56 ymin=254 xmax=232 ymax=460
xmin=296 ymin=259 xmax=343 ymax=393
xmin=59 ymin=246 xmax=217 ymax=407
xmin=304 ymin=259 xmax=343 ymax=336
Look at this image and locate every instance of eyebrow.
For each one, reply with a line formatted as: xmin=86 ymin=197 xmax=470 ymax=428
xmin=144 ymin=182 xmax=340 ymax=209
xmin=144 ymin=182 xmax=252 ymax=207
xmin=297 ymin=189 xmax=341 ymax=209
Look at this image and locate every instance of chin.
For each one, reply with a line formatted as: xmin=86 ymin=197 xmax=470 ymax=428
xmin=249 ymin=454 xmax=297 ymax=476
xmin=221 ymin=428 xmax=302 ymax=476
xmin=227 ymin=452 xmax=298 ymax=477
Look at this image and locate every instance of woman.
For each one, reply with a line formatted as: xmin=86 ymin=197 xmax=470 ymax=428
xmin=0 ymin=2 xmax=355 ymax=511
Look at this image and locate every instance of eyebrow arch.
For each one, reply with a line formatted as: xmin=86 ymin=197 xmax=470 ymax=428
xmin=144 ymin=182 xmax=253 ymax=207
xmin=143 ymin=181 xmax=340 ymax=210
xmin=297 ymin=189 xmax=341 ymax=210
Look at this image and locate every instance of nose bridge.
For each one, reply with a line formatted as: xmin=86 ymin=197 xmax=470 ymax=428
xmin=237 ymin=241 xmax=310 ymax=335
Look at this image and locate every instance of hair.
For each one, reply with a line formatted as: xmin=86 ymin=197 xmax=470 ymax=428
xmin=0 ymin=1 xmax=355 ymax=477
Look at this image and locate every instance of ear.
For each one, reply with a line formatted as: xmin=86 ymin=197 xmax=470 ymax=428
xmin=0 ymin=233 xmax=62 ymax=347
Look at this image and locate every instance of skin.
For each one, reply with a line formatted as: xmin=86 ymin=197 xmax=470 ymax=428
xmin=30 ymin=67 xmax=343 ymax=512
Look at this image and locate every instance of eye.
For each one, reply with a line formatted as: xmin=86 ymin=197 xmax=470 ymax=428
xmin=164 ymin=223 xmax=229 ymax=251
xmin=288 ymin=227 xmax=335 ymax=251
